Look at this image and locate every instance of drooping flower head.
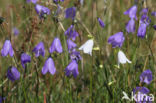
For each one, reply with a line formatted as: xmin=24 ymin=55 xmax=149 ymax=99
xmin=133 ymin=87 xmax=151 ymax=103
xmin=151 ymin=11 xmax=156 ymax=17
xmin=26 ymin=0 xmax=38 ymax=4
xmin=7 ymin=67 xmax=20 ymax=82
xmin=140 ymin=8 xmax=151 ymax=26
xmin=140 ymin=8 xmax=148 ymax=15
xmin=42 ymin=57 xmax=56 ymax=75
xmin=126 ymin=18 xmax=135 ymax=33
xmin=108 ymin=32 xmax=125 ymax=48
xmin=65 ymin=25 xmax=79 ymax=41
xmin=65 ymin=60 xmax=79 ymax=78
xmin=124 ymin=5 xmax=137 ymax=20
xmin=67 ymin=39 xmax=77 ymax=51
xmin=35 ymin=4 xmax=50 ymax=19
xmin=118 ymin=50 xmax=131 ymax=67
xmin=32 ymin=42 xmax=45 ymax=57
xmin=49 ymin=38 xmax=63 ymax=54
xmin=137 ymin=23 xmax=147 ymax=38
xmin=21 ymin=53 xmax=31 ymax=69
xmin=12 ymin=27 xmax=19 ymax=36
xmin=97 ymin=18 xmax=105 ymax=28
xmin=79 ymin=39 xmax=94 ymax=56
xmin=65 ymin=7 xmax=76 ymax=19
xmin=1 ymin=40 xmax=14 ymax=57
xmin=140 ymin=69 xmax=153 ymax=85
xmin=70 ymin=50 xmax=82 ymax=62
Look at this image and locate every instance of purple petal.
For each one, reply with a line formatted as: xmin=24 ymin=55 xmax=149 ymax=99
xmin=126 ymin=18 xmax=135 ymax=33
xmin=49 ymin=38 xmax=63 ymax=54
xmin=98 ymin=18 xmax=105 ymax=28
xmin=42 ymin=57 xmax=56 ymax=75
xmin=1 ymin=40 xmax=14 ymax=57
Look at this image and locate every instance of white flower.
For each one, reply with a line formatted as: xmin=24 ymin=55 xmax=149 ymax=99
xmin=118 ymin=50 xmax=131 ymax=67
xmin=79 ymin=39 xmax=94 ymax=56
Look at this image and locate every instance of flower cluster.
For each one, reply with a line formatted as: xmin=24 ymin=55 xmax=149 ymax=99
xmin=133 ymin=69 xmax=153 ymax=102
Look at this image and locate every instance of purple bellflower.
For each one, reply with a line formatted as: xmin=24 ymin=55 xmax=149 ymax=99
xmin=126 ymin=18 xmax=135 ymax=33
xmin=65 ymin=25 xmax=79 ymax=41
xmin=70 ymin=50 xmax=81 ymax=62
xmin=97 ymin=18 xmax=105 ymax=28
xmin=49 ymin=38 xmax=63 ymax=54
xmin=124 ymin=5 xmax=137 ymax=20
xmin=133 ymin=87 xmax=151 ymax=103
xmin=65 ymin=7 xmax=76 ymax=19
xmin=1 ymin=40 xmax=14 ymax=57
xmin=108 ymin=32 xmax=125 ymax=48
xmin=42 ymin=57 xmax=56 ymax=75
xmin=67 ymin=39 xmax=77 ymax=51
xmin=140 ymin=8 xmax=148 ymax=15
xmin=7 ymin=67 xmax=20 ymax=82
xmin=32 ymin=42 xmax=45 ymax=57
xmin=151 ymin=11 xmax=156 ymax=17
xmin=65 ymin=60 xmax=79 ymax=78
xmin=26 ymin=0 xmax=38 ymax=4
xmin=137 ymin=23 xmax=147 ymax=38
xmin=12 ymin=27 xmax=19 ymax=36
xmin=140 ymin=69 xmax=152 ymax=85
xmin=35 ymin=4 xmax=50 ymax=19
xmin=21 ymin=53 xmax=31 ymax=69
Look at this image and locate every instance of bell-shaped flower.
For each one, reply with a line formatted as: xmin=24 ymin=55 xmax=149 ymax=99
xmin=97 ymin=18 xmax=105 ymax=28
xmin=32 ymin=42 xmax=45 ymax=57
xmin=12 ymin=27 xmax=19 ymax=36
xmin=26 ymin=0 xmax=38 ymax=4
xmin=67 ymin=39 xmax=77 ymax=51
xmin=133 ymin=87 xmax=151 ymax=103
xmin=70 ymin=50 xmax=81 ymax=62
xmin=7 ymin=67 xmax=20 ymax=82
xmin=65 ymin=25 xmax=79 ymax=41
xmin=124 ymin=5 xmax=137 ymax=20
xmin=140 ymin=69 xmax=152 ymax=85
xmin=49 ymin=38 xmax=63 ymax=54
xmin=65 ymin=7 xmax=76 ymax=19
xmin=108 ymin=32 xmax=125 ymax=48
xmin=35 ymin=4 xmax=50 ymax=19
xmin=21 ymin=53 xmax=31 ymax=69
xmin=79 ymin=39 xmax=94 ymax=56
xmin=65 ymin=60 xmax=79 ymax=78
xmin=126 ymin=18 xmax=135 ymax=33
xmin=151 ymin=11 xmax=156 ymax=17
xmin=140 ymin=8 xmax=148 ymax=15
xmin=137 ymin=23 xmax=147 ymax=38
xmin=42 ymin=57 xmax=56 ymax=75
xmin=118 ymin=50 xmax=131 ymax=67
xmin=1 ymin=40 xmax=14 ymax=57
